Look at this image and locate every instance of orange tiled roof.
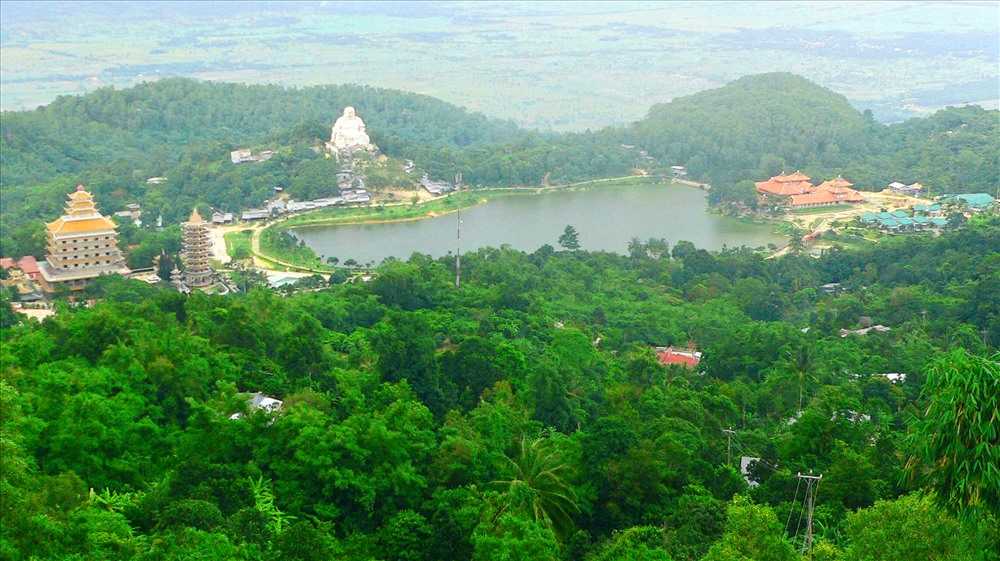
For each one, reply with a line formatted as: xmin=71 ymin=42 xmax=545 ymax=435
xmin=789 ymin=191 xmax=839 ymax=206
xmin=775 ymin=171 xmax=811 ymax=182
xmin=756 ymin=179 xmax=813 ymax=196
xmin=817 ymin=176 xmax=854 ymax=190
xmin=47 ymin=216 xmax=117 ymax=235
xmin=817 ymin=183 xmax=864 ymax=202
xmin=789 ymin=188 xmax=862 ymax=206
xmin=17 ymin=256 xmax=39 ymax=274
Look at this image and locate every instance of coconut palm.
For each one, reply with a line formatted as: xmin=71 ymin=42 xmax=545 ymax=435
xmin=490 ymin=434 xmax=579 ymax=538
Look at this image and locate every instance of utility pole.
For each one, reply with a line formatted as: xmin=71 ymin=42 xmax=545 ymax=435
xmin=455 ymin=206 xmax=462 ymax=289
xmin=454 ymin=171 xmax=465 ymax=289
xmin=796 ymin=472 xmax=823 ymax=556
xmin=722 ymin=427 xmax=736 ymax=467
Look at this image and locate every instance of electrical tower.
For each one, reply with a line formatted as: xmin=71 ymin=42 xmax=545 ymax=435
xmin=795 ymin=472 xmax=823 ymax=555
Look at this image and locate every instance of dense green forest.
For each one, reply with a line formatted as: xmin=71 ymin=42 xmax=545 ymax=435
xmin=2 ymin=73 xmax=997 ymax=259
xmin=2 ymin=218 xmax=998 ymax=560
xmin=631 ymin=74 xmax=999 ymax=203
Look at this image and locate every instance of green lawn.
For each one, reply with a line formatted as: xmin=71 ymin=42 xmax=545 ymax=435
xmin=223 ymin=230 xmax=253 ymax=260
xmin=789 ymin=204 xmax=855 ymax=215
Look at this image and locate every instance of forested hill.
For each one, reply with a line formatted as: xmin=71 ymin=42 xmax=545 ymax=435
xmin=627 ymin=72 xmax=999 ymax=194
xmin=0 ymin=79 xmax=524 ymax=187
xmin=3 ymin=72 xmax=995 ymax=196
xmin=631 ymin=73 xmax=868 ymax=184
xmin=2 ymin=218 xmax=998 ymax=559
xmin=1 ymin=74 xmax=996 ymax=256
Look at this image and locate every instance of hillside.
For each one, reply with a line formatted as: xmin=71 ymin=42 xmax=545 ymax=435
xmin=0 ymin=79 xmax=524 ymax=187
xmin=1 ymin=74 xmax=996 ymax=258
xmin=2 ymin=217 xmax=998 ymax=559
xmin=630 ymin=73 xmax=870 ymax=184
xmin=627 ymin=72 xmax=999 ymax=196
xmin=0 ymin=79 xmax=633 ymax=256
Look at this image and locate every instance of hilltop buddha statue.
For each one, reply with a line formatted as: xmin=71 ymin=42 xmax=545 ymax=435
xmin=328 ymin=106 xmax=377 ymax=154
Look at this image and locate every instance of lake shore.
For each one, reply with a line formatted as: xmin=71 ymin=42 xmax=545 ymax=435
xmin=249 ymin=176 xmax=786 ymax=270
xmin=273 ymin=176 xmax=661 ymax=231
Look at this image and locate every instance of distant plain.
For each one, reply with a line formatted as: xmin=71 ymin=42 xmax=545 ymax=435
xmin=1 ymin=1 xmax=997 ymax=129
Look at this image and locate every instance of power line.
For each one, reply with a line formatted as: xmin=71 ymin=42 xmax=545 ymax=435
xmin=785 ymin=476 xmax=802 ymax=533
xmin=795 ymin=472 xmax=823 ymax=555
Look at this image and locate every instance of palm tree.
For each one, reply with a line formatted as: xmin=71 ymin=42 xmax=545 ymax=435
xmin=490 ymin=435 xmax=579 ymax=539
xmin=784 ymin=344 xmax=817 ymax=413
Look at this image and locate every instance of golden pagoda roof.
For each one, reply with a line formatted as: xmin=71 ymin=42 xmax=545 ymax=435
xmin=68 ymin=190 xmax=93 ymax=202
xmin=187 ymin=208 xmax=205 ymax=224
xmin=46 ymin=216 xmax=117 ymax=235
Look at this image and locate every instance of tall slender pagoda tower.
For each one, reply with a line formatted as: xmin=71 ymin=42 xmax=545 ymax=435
xmin=38 ymin=185 xmax=129 ymax=292
xmin=181 ymin=208 xmax=213 ymax=289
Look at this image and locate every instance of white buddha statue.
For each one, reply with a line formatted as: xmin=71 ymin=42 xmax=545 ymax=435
xmin=329 ymin=106 xmax=375 ymax=152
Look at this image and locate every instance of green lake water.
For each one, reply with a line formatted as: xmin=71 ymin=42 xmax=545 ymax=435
xmin=291 ymin=183 xmax=784 ymax=264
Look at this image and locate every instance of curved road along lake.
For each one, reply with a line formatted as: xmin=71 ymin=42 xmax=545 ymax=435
xmin=291 ymin=183 xmax=784 ymax=264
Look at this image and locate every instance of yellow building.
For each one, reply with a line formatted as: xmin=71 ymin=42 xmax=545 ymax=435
xmin=38 ymin=185 xmax=129 ymax=292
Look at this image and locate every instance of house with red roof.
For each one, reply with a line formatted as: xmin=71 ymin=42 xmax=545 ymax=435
xmin=16 ymin=256 xmax=41 ymax=281
xmin=655 ymin=346 xmax=702 ymax=369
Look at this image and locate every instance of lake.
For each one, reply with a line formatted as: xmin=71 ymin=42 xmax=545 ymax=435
xmin=291 ymin=183 xmax=784 ymax=264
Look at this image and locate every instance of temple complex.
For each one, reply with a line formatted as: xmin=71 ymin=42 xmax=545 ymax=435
xmin=755 ymin=172 xmax=864 ymax=209
xmin=755 ymin=171 xmax=814 ymax=203
xmin=38 ymin=185 xmax=129 ymax=292
xmin=326 ymin=106 xmax=378 ymax=158
xmin=180 ymin=209 xmax=213 ymax=289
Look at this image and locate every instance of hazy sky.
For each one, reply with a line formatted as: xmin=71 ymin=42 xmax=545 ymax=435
xmin=2 ymin=1 xmax=997 ymax=128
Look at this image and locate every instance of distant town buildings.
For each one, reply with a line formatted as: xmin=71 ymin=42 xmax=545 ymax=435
xmin=113 ymin=203 xmax=142 ymax=227
xmin=939 ymin=193 xmax=995 ymax=212
xmin=840 ymin=324 xmax=891 ymax=337
xmin=229 ymin=393 xmax=284 ymax=420
xmin=860 ymin=209 xmax=947 ymax=232
xmin=420 ymin=174 xmax=454 ymax=196
xmin=211 ymin=211 xmax=234 ymax=225
xmin=240 ymin=209 xmax=270 ymax=221
xmin=37 ymin=185 xmax=129 ymax=292
xmin=888 ymin=181 xmax=924 ymax=196
xmin=230 ymin=149 xmax=274 ymax=164
xmin=754 ymin=172 xmax=864 ymax=209
xmin=180 ymin=209 xmax=213 ymax=290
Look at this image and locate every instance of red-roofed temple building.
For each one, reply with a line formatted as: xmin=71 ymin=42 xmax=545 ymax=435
xmin=755 ymin=172 xmax=864 ymax=209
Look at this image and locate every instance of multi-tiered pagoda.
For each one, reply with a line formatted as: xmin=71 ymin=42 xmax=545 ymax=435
xmin=181 ymin=208 xmax=213 ymax=289
xmin=38 ymin=185 xmax=129 ymax=292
